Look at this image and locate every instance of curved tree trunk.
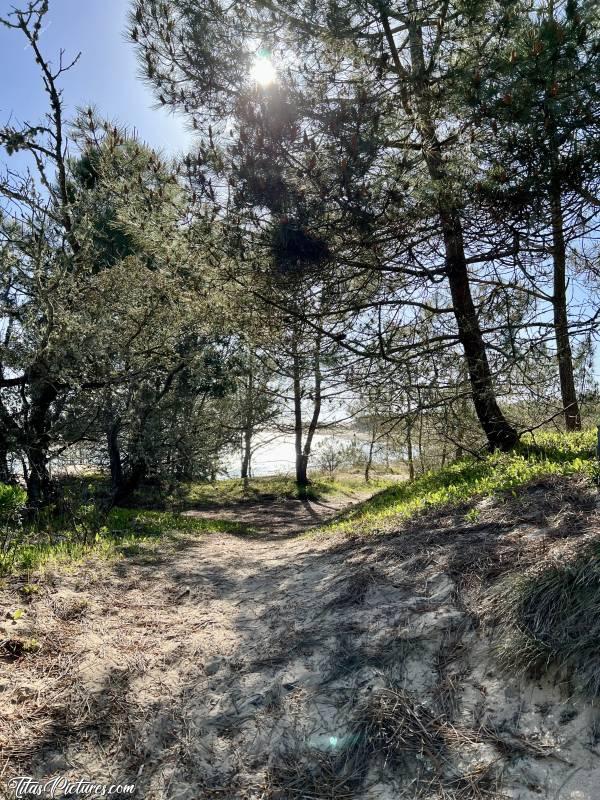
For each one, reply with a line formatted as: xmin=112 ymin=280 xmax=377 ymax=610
xmin=441 ymin=208 xmax=519 ymax=450
xmin=400 ymin=5 xmax=519 ymax=452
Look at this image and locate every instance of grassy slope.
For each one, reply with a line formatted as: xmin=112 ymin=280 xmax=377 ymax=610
xmin=318 ymin=428 xmax=600 ymax=696
xmin=320 ymin=429 xmax=597 ymax=535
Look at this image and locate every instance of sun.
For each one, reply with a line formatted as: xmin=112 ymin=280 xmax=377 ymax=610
xmin=251 ymin=52 xmax=277 ymax=87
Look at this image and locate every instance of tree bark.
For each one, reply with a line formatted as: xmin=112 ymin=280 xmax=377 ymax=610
xmin=24 ymin=367 xmax=57 ymax=508
xmin=292 ymin=335 xmax=305 ymax=489
xmin=441 ymin=209 xmax=518 ymax=450
xmin=240 ymin=360 xmax=254 ymax=487
xmin=402 ymin=7 xmax=519 ymax=452
xmin=292 ymin=331 xmax=322 ymax=493
xmin=301 ymin=334 xmax=322 ymax=486
xmin=0 ymin=451 xmax=10 ymax=485
xmin=550 ymin=183 xmax=581 ymax=431
xmin=365 ymin=426 xmax=376 ymax=483
xmin=0 ymin=402 xmax=16 ymax=484
xmin=106 ymin=414 xmax=123 ymax=490
xmin=406 ymin=422 xmax=415 ymax=481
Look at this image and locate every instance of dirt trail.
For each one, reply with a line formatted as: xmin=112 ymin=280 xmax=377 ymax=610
xmin=2 ymin=479 xmax=600 ymax=799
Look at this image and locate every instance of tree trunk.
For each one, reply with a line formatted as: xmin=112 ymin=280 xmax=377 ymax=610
xmin=301 ymin=334 xmax=322 ymax=486
xmin=0 ymin=407 xmax=13 ymax=484
xmin=241 ymin=425 xmax=252 ymax=488
xmin=406 ymin=422 xmax=415 ymax=481
xmin=442 ymin=210 xmax=518 ymax=450
xmin=240 ymin=363 xmax=254 ymax=488
xmin=112 ymin=459 xmax=147 ymax=506
xmin=240 ymin=435 xmax=250 ymax=479
xmin=296 ymin=452 xmax=309 ymax=488
xmin=24 ymin=369 xmax=57 ymax=508
xmin=550 ymin=184 xmax=581 ymax=431
xmin=26 ymin=447 xmax=52 ymax=509
xmin=404 ymin=8 xmax=519 ymax=452
xmin=292 ymin=331 xmax=322 ymax=494
xmin=365 ymin=427 xmax=376 ymax=483
xmin=292 ymin=336 xmax=305 ymax=489
xmin=0 ymin=451 xmax=10 ymax=484
xmin=440 ymin=437 xmax=447 ymax=469
xmin=106 ymin=414 xmax=123 ymax=491
xmin=418 ymin=413 xmax=426 ymax=474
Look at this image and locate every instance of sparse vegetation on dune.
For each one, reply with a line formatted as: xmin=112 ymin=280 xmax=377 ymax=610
xmin=320 ymin=429 xmax=598 ymax=536
xmin=491 ymin=540 xmax=600 ymax=697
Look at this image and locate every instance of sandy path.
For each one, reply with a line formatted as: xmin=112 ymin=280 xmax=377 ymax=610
xmin=2 ymin=478 xmax=600 ymax=799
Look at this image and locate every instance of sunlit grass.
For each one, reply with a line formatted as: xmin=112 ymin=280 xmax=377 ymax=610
xmin=183 ymin=472 xmax=398 ymax=506
xmin=0 ymin=508 xmax=246 ymax=575
xmin=319 ymin=429 xmax=597 ymax=536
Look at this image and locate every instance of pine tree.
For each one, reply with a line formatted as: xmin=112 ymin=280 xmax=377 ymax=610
xmin=471 ymin=0 xmax=600 ymax=430
xmin=131 ymin=0 xmax=522 ymax=450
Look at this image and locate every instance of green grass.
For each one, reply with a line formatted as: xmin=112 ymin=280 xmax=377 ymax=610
xmin=0 ymin=470 xmax=396 ymax=575
xmin=320 ymin=429 xmax=598 ymax=536
xmin=493 ymin=540 xmax=600 ymax=696
xmin=183 ymin=472 xmax=395 ymax=506
xmin=0 ymin=508 xmax=247 ymax=575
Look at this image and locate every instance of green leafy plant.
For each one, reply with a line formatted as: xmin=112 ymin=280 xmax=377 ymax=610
xmin=0 ymin=483 xmax=28 ymax=566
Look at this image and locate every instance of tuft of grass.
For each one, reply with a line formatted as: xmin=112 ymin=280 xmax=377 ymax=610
xmin=491 ymin=540 xmax=600 ymax=697
xmin=320 ymin=429 xmax=597 ymax=536
xmin=265 ymin=746 xmax=361 ymax=799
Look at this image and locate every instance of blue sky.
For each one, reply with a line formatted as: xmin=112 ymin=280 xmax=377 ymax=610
xmin=0 ymin=0 xmax=192 ymax=155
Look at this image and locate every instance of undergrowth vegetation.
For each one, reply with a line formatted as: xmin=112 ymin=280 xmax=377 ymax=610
xmin=492 ymin=540 xmax=600 ymax=697
xmin=0 ymin=507 xmax=246 ymax=576
xmin=321 ymin=429 xmax=597 ymax=535
xmin=0 ymin=470 xmax=393 ymax=575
